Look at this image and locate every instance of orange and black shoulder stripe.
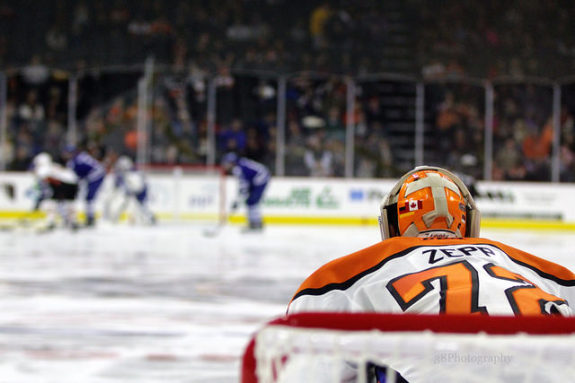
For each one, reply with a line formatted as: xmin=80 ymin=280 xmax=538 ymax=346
xmin=290 ymin=237 xmax=425 ymax=303
xmin=488 ymin=240 xmax=575 ymax=286
xmin=290 ymin=237 xmax=575 ymax=304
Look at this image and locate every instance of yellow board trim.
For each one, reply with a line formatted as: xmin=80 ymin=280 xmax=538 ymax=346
xmin=231 ymin=215 xmax=575 ymax=231
xmin=229 ymin=215 xmax=377 ymax=226
xmin=480 ymin=219 xmax=575 ymax=231
xmin=2 ymin=211 xmax=575 ymax=231
xmin=229 ymin=216 xmax=575 ymax=231
xmin=0 ymin=211 xmax=46 ymax=219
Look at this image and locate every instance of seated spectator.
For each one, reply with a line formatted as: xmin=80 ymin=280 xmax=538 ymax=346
xmin=218 ymin=118 xmax=247 ymax=154
xmin=8 ymin=146 xmax=31 ymax=171
xmin=285 ymin=120 xmax=307 ymax=176
xmin=304 ymin=133 xmax=333 ymax=177
xmin=522 ymin=119 xmax=553 ymax=162
xmin=324 ymin=105 xmax=345 ymax=141
xmin=244 ymin=127 xmax=266 ymax=162
xmin=494 ymin=138 xmax=523 ymax=180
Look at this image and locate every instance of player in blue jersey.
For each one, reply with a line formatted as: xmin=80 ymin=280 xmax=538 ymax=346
xmin=221 ymin=152 xmax=270 ymax=232
xmin=63 ymin=146 xmax=106 ymax=227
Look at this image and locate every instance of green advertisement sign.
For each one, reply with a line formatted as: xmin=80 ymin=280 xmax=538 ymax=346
xmin=264 ymin=187 xmax=339 ymax=209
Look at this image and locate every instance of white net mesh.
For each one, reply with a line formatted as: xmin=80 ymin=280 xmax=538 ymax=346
xmin=244 ymin=313 xmax=575 ymax=383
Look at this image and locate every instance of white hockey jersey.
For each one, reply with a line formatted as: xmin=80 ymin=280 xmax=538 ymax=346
xmin=288 ymin=236 xmax=575 ymax=317
xmin=35 ymin=162 xmax=78 ymax=185
xmin=286 ymin=236 xmax=575 ymax=383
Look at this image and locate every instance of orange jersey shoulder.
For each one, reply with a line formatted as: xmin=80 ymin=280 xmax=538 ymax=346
xmin=488 ymin=239 xmax=575 ymax=284
xmin=290 ymin=237 xmax=425 ymax=303
xmin=290 ymin=237 xmax=575 ymax=304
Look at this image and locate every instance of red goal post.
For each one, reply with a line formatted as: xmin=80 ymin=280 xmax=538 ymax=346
xmin=242 ymin=312 xmax=575 ymax=383
xmin=139 ymin=165 xmax=227 ymax=223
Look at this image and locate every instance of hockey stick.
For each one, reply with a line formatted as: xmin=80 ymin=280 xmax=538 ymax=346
xmin=203 ymin=202 xmax=238 ymax=237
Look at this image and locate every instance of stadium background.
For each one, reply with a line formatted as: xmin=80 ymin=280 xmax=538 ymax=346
xmin=1 ymin=0 xmax=575 ymax=184
xmin=1 ymin=2 xmax=575 ymax=383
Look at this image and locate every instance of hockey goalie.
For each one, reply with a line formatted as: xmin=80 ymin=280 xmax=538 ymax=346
xmin=103 ymin=156 xmax=156 ymax=225
xmin=279 ymin=166 xmax=575 ymax=383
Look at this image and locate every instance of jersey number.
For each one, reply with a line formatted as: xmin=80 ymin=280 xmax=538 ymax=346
xmin=387 ymin=260 xmax=566 ymax=315
xmin=483 ymin=263 xmax=567 ymax=315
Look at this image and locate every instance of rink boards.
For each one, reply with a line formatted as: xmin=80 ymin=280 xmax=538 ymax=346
xmin=1 ymin=171 xmax=575 ymax=230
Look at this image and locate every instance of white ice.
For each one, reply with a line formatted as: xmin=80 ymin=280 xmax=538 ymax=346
xmin=0 ymin=223 xmax=573 ymax=383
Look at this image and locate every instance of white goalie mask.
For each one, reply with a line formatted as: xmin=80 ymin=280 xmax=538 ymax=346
xmin=379 ymin=166 xmax=480 ymax=240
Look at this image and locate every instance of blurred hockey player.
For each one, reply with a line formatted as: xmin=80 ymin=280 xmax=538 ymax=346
xmin=221 ymin=152 xmax=270 ymax=232
xmin=31 ymin=152 xmax=79 ymax=231
xmin=62 ymin=145 xmax=106 ymax=227
xmin=104 ymin=155 xmax=155 ymax=225
xmin=287 ymin=166 xmax=575 ymax=383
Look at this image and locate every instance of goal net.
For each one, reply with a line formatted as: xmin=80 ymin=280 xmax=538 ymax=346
xmin=103 ymin=165 xmax=227 ymax=224
xmin=242 ymin=312 xmax=575 ymax=383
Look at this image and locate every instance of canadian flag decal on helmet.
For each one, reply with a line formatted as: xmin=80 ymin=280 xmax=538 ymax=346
xmin=399 ymin=200 xmax=423 ymax=213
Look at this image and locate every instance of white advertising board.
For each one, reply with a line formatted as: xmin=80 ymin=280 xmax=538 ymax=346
xmin=0 ymin=172 xmax=574 ymax=225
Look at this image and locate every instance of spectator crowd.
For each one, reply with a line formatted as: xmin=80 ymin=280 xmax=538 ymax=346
xmin=2 ymin=0 xmax=575 ymax=182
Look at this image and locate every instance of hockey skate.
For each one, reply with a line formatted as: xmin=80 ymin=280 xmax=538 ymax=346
xmin=85 ymin=215 xmax=96 ymax=228
xmin=34 ymin=220 xmax=57 ymax=234
xmin=241 ymin=221 xmax=264 ymax=234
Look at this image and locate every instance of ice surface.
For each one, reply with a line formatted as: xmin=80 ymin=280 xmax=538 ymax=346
xmin=0 ymin=223 xmax=573 ymax=382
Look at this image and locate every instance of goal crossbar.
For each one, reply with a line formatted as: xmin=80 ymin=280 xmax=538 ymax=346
xmin=242 ymin=313 xmax=575 ymax=383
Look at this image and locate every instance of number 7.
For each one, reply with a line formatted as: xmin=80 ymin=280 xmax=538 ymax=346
xmin=387 ymin=260 xmax=487 ymax=314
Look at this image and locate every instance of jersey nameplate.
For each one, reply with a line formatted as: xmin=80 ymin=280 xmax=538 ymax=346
xmin=425 ymin=245 xmax=496 ymax=264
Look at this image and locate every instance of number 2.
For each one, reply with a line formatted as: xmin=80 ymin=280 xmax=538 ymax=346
xmin=483 ymin=263 xmax=567 ymax=315
xmin=387 ymin=260 xmax=567 ymax=315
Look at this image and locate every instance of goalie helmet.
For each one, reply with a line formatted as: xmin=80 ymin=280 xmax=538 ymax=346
xmin=379 ymin=166 xmax=480 ymax=239
xmin=115 ymin=155 xmax=134 ymax=172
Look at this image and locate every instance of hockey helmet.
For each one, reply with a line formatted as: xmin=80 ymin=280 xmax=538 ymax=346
xmin=62 ymin=144 xmax=77 ymax=154
xmin=115 ymin=155 xmax=134 ymax=172
xmin=221 ymin=152 xmax=239 ymax=166
xmin=32 ymin=152 xmax=52 ymax=168
xmin=379 ymin=166 xmax=480 ymax=239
